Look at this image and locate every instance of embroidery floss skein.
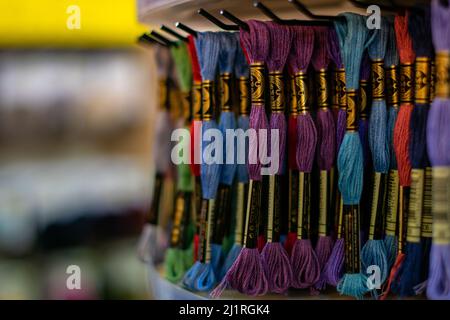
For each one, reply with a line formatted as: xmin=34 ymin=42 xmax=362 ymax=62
xmin=384 ymin=20 xmax=401 ymax=270
xmin=311 ymin=26 xmax=336 ymax=292
xmin=382 ymin=11 xmax=416 ymax=299
xmin=261 ymin=21 xmax=293 ymax=294
xmin=323 ymin=26 xmax=348 ymax=286
xmin=289 ymin=25 xmax=321 ymax=289
xmin=334 ymin=13 xmax=375 ymax=299
xmin=393 ymin=6 xmax=433 ymax=297
xmin=183 ymin=32 xmax=222 ymax=292
xmin=426 ymin=0 xmax=450 ymax=300
xmin=221 ymin=33 xmax=250 ymax=279
xmin=211 ymin=20 xmax=270 ymax=297
xmin=187 ymin=34 xmax=203 ymax=262
xmin=137 ymin=45 xmax=172 ymax=264
xmin=361 ymin=17 xmax=390 ymax=293
xmin=211 ymin=32 xmax=238 ymax=277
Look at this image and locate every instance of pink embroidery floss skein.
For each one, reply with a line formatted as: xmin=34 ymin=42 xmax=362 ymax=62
xmin=310 ymin=26 xmax=336 ymax=292
xmin=426 ymin=0 xmax=450 ymax=300
xmin=260 ymin=21 xmax=293 ymax=294
xmin=289 ymin=25 xmax=321 ymax=289
xmin=211 ymin=20 xmax=271 ymax=297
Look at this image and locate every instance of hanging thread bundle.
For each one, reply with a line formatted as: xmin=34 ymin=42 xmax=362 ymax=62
xmin=211 ymin=20 xmax=271 ymax=297
xmin=260 ymin=21 xmax=293 ymax=294
xmin=334 ymin=13 xmax=374 ymax=299
xmin=361 ymin=17 xmax=390 ymax=294
xmin=221 ymin=32 xmax=250 ymax=279
xmin=426 ymin=0 xmax=450 ymax=300
xmin=311 ymin=25 xmax=336 ymax=291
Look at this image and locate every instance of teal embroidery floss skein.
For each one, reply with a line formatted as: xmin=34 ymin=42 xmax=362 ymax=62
xmin=334 ymin=13 xmax=376 ymax=299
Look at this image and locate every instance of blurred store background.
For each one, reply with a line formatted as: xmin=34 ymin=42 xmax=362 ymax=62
xmin=0 ymin=1 xmax=155 ymax=299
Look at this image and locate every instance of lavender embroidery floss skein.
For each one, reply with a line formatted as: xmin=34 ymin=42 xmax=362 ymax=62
xmin=211 ymin=20 xmax=271 ymax=297
xmin=310 ymin=26 xmax=336 ymax=292
xmin=426 ymin=0 xmax=450 ymax=300
xmin=260 ymin=21 xmax=293 ymax=294
xmin=289 ymin=25 xmax=321 ymax=289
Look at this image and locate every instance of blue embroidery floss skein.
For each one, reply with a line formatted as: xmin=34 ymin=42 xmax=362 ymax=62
xmin=334 ymin=13 xmax=375 ymax=299
xmin=361 ymin=17 xmax=390 ymax=296
xmin=211 ymin=20 xmax=270 ymax=297
xmin=384 ymin=19 xmax=401 ymax=271
xmin=426 ymin=0 xmax=450 ymax=300
xmin=182 ymin=32 xmax=222 ymax=292
xmin=393 ymin=6 xmax=433 ymax=297
xmin=211 ymin=32 xmax=238 ymax=278
xmin=220 ymin=32 xmax=250 ymax=280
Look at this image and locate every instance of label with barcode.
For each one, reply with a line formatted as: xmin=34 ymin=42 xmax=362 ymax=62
xmin=297 ymin=172 xmax=311 ymax=239
xmin=385 ymin=170 xmax=399 ymax=236
xmin=289 ymin=170 xmax=299 ymax=233
xmin=319 ymin=170 xmax=328 ymax=236
xmin=421 ymin=167 xmax=433 ymax=238
xmin=432 ymin=167 xmax=450 ymax=244
xmin=407 ymin=169 xmax=425 ymax=243
xmin=369 ymin=172 xmax=387 ymax=240
xmin=204 ymin=199 xmax=215 ymax=263
xmin=235 ymin=183 xmax=246 ymax=245
xmin=343 ymin=205 xmax=360 ymax=273
xmin=267 ymin=175 xmax=275 ymax=242
xmin=244 ymin=180 xmax=261 ymax=249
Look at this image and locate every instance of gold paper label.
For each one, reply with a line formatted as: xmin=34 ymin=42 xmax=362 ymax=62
xmin=250 ymin=63 xmax=265 ymax=105
xmin=421 ymin=167 xmax=432 ymax=238
xmin=192 ymin=81 xmax=202 ymax=120
xmin=319 ymin=170 xmax=328 ymax=236
xmin=181 ymin=91 xmax=191 ymax=122
xmin=359 ymin=80 xmax=369 ymax=119
xmin=158 ymin=78 xmax=168 ymax=110
xmin=269 ymin=72 xmax=285 ymax=113
xmin=430 ymin=61 xmax=436 ymax=103
xmin=337 ymin=196 xmax=344 ymax=238
xmin=400 ymin=63 xmax=413 ymax=103
xmin=346 ymin=90 xmax=357 ymax=131
xmin=435 ymin=52 xmax=450 ymax=99
xmin=202 ymin=80 xmax=214 ymax=121
xmin=220 ymin=73 xmax=232 ymax=111
xmin=369 ymin=172 xmax=382 ymax=240
xmin=386 ymin=65 xmax=399 ymax=107
xmin=238 ymin=77 xmax=250 ymax=115
xmin=170 ymin=193 xmax=185 ymax=247
xmin=289 ymin=76 xmax=298 ymax=115
xmin=244 ymin=180 xmax=261 ymax=248
xmin=235 ymin=183 xmax=245 ymax=245
xmin=204 ymin=199 xmax=215 ymax=263
xmin=432 ymin=167 xmax=450 ymax=244
xmin=386 ymin=170 xmax=399 ymax=236
xmin=336 ymin=69 xmax=347 ymax=109
xmin=407 ymin=169 xmax=424 ymax=243
xmin=295 ymin=72 xmax=309 ymax=112
xmin=371 ymin=60 xmax=385 ymax=100
xmin=316 ymin=69 xmax=329 ymax=108
xmin=414 ymin=57 xmax=431 ymax=104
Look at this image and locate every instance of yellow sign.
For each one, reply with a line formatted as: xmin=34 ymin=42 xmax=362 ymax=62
xmin=0 ymin=0 xmax=148 ymax=47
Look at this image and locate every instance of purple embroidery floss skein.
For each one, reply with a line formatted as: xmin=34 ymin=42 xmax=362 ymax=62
xmin=361 ymin=17 xmax=390 ymax=296
xmin=426 ymin=0 xmax=450 ymax=300
xmin=310 ymin=26 xmax=336 ymax=292
xmin=260 ymin=21 xmax=293 ymax=294
xmin=289 ymin=25 xmax=321 ymax=289
xmin=211 ymin=32 xmax=238 ymax=278
xmin=183 ymin=32 xmax=222 ymax=292
xmin=137 ymin=45 xmax=173 ymax=265
xmin=323 ymin=27 xmax=346 ymax=286
xmin=221 ymin=33 xmax=250 ymax=279
xmin=211 ymin=20 xmax=271 ymax=297
xmin=334 ymin=13 xmax=376 ymax=299
xmin=384 ymin=19 xmax=401 ymax=271
xmin=392 ymin=7 xmax=433 ymax=297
